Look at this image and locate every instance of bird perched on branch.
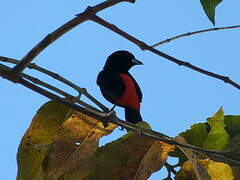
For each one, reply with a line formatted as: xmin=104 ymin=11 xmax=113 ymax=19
xmin=97 ymin=50 xmax=143 ymax=124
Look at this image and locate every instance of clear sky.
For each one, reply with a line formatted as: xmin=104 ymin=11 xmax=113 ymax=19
xmin=1 ymin=0 xmax=240 ymax=179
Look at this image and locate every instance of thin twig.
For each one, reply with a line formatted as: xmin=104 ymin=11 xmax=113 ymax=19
xmin=151 ymin=25 xmax=240 ymax=47
xmin=1 ymin=63 xmax=109 ymax=119
xmin=164 ymin=162 xmax=177 ymax=175
xmin=21 ymin=74 xmax=101 ymax=112
xmin=107 ymin=115 xmax=240 ymax=166
xmin=91 ymin=15 xmax=240 ymax=90
xmin=0 ymin=56 xmax=108 ymax=112
xmin=11 ymin=0 xmax=135 ymax=74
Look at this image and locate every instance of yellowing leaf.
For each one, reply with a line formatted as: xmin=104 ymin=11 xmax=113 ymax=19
xmin=45 ymin=111 xmax=117 ymax=179
xmin=17 ymin=101 xmax=117 ymax=180
xmin=133 ymin=141 xmax=175 ymax=180
xmin=176 ymin=159 xmax=234 ymax=180
xmin=175 ymin=136 xmax=211 ymax=180
xmin=92 ymin=122 xmax=174 ymax=180
xmin=17 ymin=101 xmax=71 ymax=180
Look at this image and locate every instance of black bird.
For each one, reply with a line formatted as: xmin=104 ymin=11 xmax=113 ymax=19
xmin=97 ymin=50 xmax=143 ymax=124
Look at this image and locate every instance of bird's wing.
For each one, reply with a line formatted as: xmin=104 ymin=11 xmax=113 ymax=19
xmin=97 ymin=70 xmax=125 ymax=101
xmin=127 ymin=72 xmax=143 ymax=102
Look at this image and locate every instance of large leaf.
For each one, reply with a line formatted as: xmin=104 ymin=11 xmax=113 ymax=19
xmin=200 ymin=0 xmax=223 ymax=25
xmin=225 ymin=134 xmax=240 ymax=162
xmin=171 ymin=107 xmax=231 ymax=165
xmin=203 ymin=107 xmax=229 ymax=150
xmin=17 ymin=101 xmax=71 ymax=180
xmin=180 ymin=123 xmax=210 ymax=148
xmin=176 ymin=159 xmax=234 ymax=180
xmin=17 ymin=100 xmax=117 ymax=180
xmin=90 ymin=122 xmax=175 ymax=180
xmin=224 ymin=115 xmax=240 ymax=138
xmin=17 ymin=102 xmax=175 ymax=180
xmin=175 ymin=136 xmax=211 ymax=180
xmin=170 ymin=123 xmax=209 ymax=165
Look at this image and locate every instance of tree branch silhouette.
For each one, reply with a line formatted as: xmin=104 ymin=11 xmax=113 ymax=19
xmin=90 ymin=15 xmax=240 ymax=90
xmin=11 ymin=0 xmax=135 ymax=74
xmin=0 ymin=56 xmax=108 ymax=112
xmin=151 ymin=25 xmax=240 ymax=47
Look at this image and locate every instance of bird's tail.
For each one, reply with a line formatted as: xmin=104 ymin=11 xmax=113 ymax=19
xmin=125 ymin=107 xmax=143 ymax=124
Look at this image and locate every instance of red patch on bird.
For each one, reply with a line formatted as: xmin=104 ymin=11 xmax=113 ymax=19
xmin=115 ymin=74 xmax=140 ymax=111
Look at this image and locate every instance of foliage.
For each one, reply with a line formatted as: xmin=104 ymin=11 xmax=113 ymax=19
xmin=17 ymin=102 xmax=240 ymax=179
xmin=3 ymin=0 xmax=238 ymax=179
xmin=200 ymin=0 xmax=223 ymax=25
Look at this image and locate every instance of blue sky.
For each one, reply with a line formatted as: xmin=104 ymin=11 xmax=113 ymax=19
xmin=1 ymin=0 xmax=240 ymax=179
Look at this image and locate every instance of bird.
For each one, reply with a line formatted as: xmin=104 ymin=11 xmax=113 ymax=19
xmin=97 ymin=50 xmax=143 ymax=124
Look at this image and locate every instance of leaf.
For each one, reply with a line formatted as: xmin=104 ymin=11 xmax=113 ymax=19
xmin=203 ymin=107 xmax=229 ymax=150
xmin=17 ymin=100 xmax=117 ymax=180
xmin=44 ymin=111 xmax=117 ymax=179
xmin=133 ymin=141 xmax=174 ymax=180
xmin=200 ymin=0 xmax=223 ymax=25
xmin=17 ymin=101 xmax=71 ymax=180
xmin=170 ymin=123 xmax=209 ymax=165
xmin=176 ymin=159 xmax=234 ymax=180
xmin=180 ymin=123 xmax=210 ymax=148
xmin=232 ymin=166 xmax=240 ymax=180
xmin=175 ymin=136 xmax=211 ymax=180
xmin=225 ymin=134 xmax=240 ymax=162
xmin=224 ymin=115 xmax=240 ymax=138
xmin=91 ymin=122 xmax=175 ymax=180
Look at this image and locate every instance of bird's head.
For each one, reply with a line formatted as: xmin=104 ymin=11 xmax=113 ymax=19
xmin=103 ymin=50 xmax=143 ymax=73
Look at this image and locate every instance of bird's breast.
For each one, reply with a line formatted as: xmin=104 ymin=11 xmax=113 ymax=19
xmin=115 ymin=73 xmax=140 ymax=111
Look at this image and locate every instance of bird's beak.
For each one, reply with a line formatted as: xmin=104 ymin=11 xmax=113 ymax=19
xmin=132 ymin=58 xmax=143 ymax=65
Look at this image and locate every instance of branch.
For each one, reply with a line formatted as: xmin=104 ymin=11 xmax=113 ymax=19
xmin=1 ymin=62 xmax=240 ymax=166
xmin=165 ymin=162 xmax=177 ymax=175
xmin=151 ymin=25 xmax=240 ymax=47
xmin=11 ymin=0 xmax=135 ymax=74
xmin=107 ymin=115 xmax=240 ymax=166
xmin=90 ymin=15 xmax=240 ymax=90
xmin=0 ymin=56 xmax=108 ymax=112
xmin=1 ymin=0 xmax=240 ymax=168
xmin=0 ymin=63 xmax=110 ymax=120
xmin=22 ymin=73 xmax=101 ymax=112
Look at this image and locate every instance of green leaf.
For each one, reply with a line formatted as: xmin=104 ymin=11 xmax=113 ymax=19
xmin=180 ymin=123 xmax=210 ymax=147
xmin=225 ymin=134 xmax=240 ymax=162
xmin=170 ymin=123 xmax=209 ymax=165
xmin=200 ymin=0 xmax=223 ymax=25
xmin=203 ymin=107 xmax=229 ymax=150
xmin=224 ymin=115 xmax=240 ymax=138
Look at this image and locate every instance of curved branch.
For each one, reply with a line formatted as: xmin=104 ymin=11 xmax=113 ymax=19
xmin=21 ymin=73 xmax=101 ymax=112
xmin=11 ymin=0 xmax=135 ymax=74
xmin=164 ymin=162 xmax=177 ymax=175
xmin=0 ymin=56 xmax=108 ymax=112
xmin=91 ymin=15 xmax=240 ymax=90
xmin=151 ymin=25 xmax=240 ymax=47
